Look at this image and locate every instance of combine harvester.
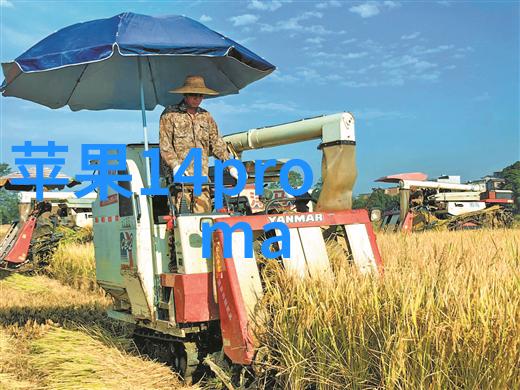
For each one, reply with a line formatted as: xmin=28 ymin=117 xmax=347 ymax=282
xmin=0 ymin=190 xmax=96 ymax=272
xmin=92 ymin=113 xmax=383 ymax=383
xmin=376 ymin=173 xmax=514 ymax=232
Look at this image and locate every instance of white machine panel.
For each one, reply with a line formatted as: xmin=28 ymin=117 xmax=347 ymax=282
xmin=75 ymin=212 xmax=93 ymax=228
xmin=281 ymin=228 xmax=308 ymax=278
xmin=344 ymin=224 xmax=378 ymax=275
xmin=299 ymin=227 xmax=331 ymax=277
xmin=432 ymin=192 xmax=481 ymax=202
xmin=231 ymin=232 xmax=264 ymax=320
xmin=175 ymin=215 xmax=213 ymax=274
xmin=447 ymin=201 xmax=486 ymax=216
xmin=121 ymin=270 xmax=151 ymax=319
xmin=280 ymin=227 xmax=332 ymax=279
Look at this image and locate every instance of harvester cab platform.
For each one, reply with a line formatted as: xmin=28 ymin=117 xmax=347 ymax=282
xmin=92 ymin=113 xmax=383 ymax=383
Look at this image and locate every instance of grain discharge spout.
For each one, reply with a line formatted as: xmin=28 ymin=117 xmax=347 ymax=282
xmin=223 ymin=113 xmax=357 ymax=210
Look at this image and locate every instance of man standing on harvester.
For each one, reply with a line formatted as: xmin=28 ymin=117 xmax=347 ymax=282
xmin=159 ymin=75 xmax=239 ymax=213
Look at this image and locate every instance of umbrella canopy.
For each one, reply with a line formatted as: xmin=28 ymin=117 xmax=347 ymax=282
xmin=0 ymin=168 xmax=79 ymax=191
xmin=0 ymin=12 xmax=275 ymax=111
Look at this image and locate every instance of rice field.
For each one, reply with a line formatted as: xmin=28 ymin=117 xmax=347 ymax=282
xmin=255 ymin=229 xmax=520 ymax=389
xmin=1 ymin=226 xmax=519 ymax=389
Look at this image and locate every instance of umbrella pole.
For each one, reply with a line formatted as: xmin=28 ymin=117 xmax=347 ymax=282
xmin=138 ymin=58 xmax=151 ymax=187
xmin=138 ymin=57 xmax=159 ymax=307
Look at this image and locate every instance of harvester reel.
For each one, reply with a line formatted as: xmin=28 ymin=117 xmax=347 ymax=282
xmin=500 ymin=209 xmax=514 ymax=227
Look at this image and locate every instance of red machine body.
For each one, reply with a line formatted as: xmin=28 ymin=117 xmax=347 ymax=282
xmin=2 ymin=216 xmax=37 ymax=265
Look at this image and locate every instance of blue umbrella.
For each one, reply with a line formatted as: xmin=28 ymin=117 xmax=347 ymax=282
xmin=1 ymin=12 xmax=275 ymax=183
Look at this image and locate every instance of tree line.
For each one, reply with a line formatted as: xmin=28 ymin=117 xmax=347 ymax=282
xmin=0 ymin=163 xmax=19 ymax=224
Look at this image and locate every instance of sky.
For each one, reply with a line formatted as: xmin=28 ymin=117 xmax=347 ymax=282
xmin=0 ymin=0 xmax=519 ymax=194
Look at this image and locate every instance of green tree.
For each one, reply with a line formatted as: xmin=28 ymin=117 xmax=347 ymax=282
xmin=0 ymin=163 xmax=9 ymax=176
xmin=0 ymin=163 xmax=19 ymax=224
xmin=352 ymin=195 xmax=369 ymax=209
xmin=365 ymin=189 xmax=399 ymax=211
xmin=288 ymin=171 xmax=303 ymax=189
xmin=496 ymin=161 xmax=520 ymax=212
xmin=267 ymin=171 xmax=304 ymax=191
xmin=310 ymin=178 xmax=323 ymax=200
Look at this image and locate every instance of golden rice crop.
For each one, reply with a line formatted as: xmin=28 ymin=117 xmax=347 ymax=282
xmin=57 ymin=225 xmax=94 ymax=244
xmin=0 ymin=225 xmax=9 ymax=241
xmin=255 ymin=229 xmax=520 ymax=389
xmin=4 ymin=222 xmax=519 ymax=389
xmin=0 ymin=326 xmax=37 ymax=389
xmin=47 ymin=241 xmax=97 ymax=290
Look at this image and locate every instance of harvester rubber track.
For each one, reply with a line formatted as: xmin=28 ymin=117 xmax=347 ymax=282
xmin=132 ymin=327 xmax=202 ymax=384
xmin=180 ymin=342 xmax=200 ymax=385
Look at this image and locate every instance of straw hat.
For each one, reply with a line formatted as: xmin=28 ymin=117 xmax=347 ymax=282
xmin=169 ymin=75 xmax=218 ymax=95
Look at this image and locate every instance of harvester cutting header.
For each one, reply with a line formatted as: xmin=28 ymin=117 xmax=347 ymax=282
xmin=92 ymin=113 xmax=381 ymax=382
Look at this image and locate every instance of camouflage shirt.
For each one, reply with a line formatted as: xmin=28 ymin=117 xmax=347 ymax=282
xmin=159 ymin=101 xmax=230 ymax=178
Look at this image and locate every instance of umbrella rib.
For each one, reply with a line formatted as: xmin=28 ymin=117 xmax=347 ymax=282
xmin=214 ymin=60 xmax=240 ymax=92
xmin=146 ymin=57 xmax=159 ymax=106
xmin=65 ymin=63 xmax=89 ymax=107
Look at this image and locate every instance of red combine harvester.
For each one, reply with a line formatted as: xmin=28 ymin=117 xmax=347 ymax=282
xmin=0 ymin=170 xmax=94 ymax=271
xmin=375 ymin=173 xmax=514 ymax=232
